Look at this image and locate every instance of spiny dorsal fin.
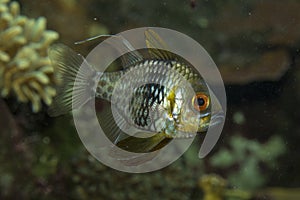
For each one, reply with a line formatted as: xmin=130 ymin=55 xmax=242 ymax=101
xmin=144 ymin=29 xmax=175 ymax=60
xmin=94 ymin=34 xmax=143 ymax=68
xmin=76 ymin=33 xmax=143 ymax=69
xmin=48 ymin=44 xmax=99 ymax=117
xmin=117 ymin=35 xmax=144 ymax=67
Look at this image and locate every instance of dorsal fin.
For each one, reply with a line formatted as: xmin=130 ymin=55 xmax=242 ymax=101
xmin=75 ymin=34 xmax=143 ymax=69
xmin=99 ymin=35 xmax=143 ymax=68
xmin=144 ymin=29 xmax=175 ymax=60
xmin=115 ymin=35 xmax=144 ymax=67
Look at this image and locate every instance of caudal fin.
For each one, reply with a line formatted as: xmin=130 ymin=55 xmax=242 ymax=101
xmin=48 ymin=44 xmax=99 ymax=117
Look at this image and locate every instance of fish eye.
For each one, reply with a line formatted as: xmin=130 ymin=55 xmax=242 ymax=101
xmin=192 ymin=93 xmax=209 ymax=111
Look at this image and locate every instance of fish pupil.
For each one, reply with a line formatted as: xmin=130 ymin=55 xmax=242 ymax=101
xmin=197 ymin=97 xmax=205 ymax=106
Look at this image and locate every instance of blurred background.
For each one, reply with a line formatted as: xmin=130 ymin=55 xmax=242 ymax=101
xmin=0 ymin=0 xmax=299 ymax=199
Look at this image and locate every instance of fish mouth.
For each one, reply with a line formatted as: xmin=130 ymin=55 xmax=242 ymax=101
xmin=175 ymin=110 xmax=225 ymax=136
xmin=210 ymin=111 xmax=225 ymax=127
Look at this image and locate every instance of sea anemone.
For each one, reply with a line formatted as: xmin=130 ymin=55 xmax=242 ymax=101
xmin=0 ymin=0 xmax=59 ymax=112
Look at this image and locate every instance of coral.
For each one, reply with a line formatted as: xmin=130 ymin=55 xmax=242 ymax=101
xmin=209 ymin=135 xmax=286 ymax=190
xmin=199 ymin=174 xmax=227 ymax=200
xmin=0 ymin=0 xmax=59 ymax=112
xmin=199 ymin=174 xmax=253 ymax=200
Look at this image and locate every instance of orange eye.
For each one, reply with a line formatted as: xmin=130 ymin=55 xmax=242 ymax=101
xmin=193 ymin=93 xmax=209 ymax=111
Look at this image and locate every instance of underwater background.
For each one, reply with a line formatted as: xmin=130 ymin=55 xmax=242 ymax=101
xmin=0 ymin=0 xmax=300 ymax=199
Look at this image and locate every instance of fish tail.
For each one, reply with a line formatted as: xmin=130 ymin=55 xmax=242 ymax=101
xmin=48 ymin=44 xmax=100 ymax=117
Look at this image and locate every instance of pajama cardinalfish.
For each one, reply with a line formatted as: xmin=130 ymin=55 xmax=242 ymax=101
xmin=48 ymin=29 xmax=224 ymax=153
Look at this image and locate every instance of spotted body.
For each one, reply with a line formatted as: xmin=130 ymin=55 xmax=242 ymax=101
xmin=48 ymin=29 xmax=223 ymax=153
xmin=94 ymin=58 xmax=208 ymax=138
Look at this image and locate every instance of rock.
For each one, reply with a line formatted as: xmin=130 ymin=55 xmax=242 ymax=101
xmin=219 ymin=50 xmax=290 ymax=84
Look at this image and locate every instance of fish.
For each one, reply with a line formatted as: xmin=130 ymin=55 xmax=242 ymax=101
xmin=48 ymin=29 xmax=224 ymax=155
